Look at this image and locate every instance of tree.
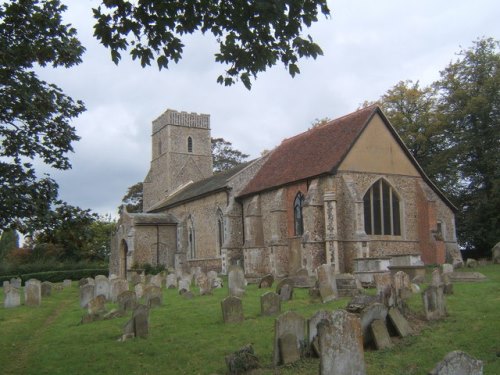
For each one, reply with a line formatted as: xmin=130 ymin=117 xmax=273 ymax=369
xmin=0 ymin=0 xmax=85 ymax=232
xmin=0 ymin=229 xmax=20 ymax=259
xmin=211 ymin=137 xmax=249 ymax=172
xmin=435 ymin=38 xmax=500 ymax=256
xmin=120 ymin=182 xmax=143 ymax=213
xmin=92 ymin=0 xmax=330 ymax=89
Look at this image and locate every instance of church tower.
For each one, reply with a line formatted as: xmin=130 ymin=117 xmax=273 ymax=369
xmin=142 ymin=109 xmax=213 ymax=212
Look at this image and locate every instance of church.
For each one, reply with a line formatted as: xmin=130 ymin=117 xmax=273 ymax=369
xmin=110 ymin=105 xmax=461 ymax=278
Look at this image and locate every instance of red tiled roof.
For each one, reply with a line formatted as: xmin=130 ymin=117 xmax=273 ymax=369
xmin=238 ymin=106 xmax=379 ymax=198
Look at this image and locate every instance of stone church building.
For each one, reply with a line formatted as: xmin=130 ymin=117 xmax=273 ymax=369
xmin=110 ymin=106 xmax=460 ymax=278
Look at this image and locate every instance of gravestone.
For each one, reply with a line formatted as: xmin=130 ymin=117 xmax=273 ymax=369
xmin=10 ymin=277 xmax=21 ymax=289
xmin=80 ymin=284 xmax=95 ymax=308
xmin=3 ymin=280 xmax=9 ymax=291
xmin=191 ymin=266 xmax=203 ymax=286
xmin=87 ymin=294 xmax=106 ymax=315
xmin=442 ymin=263 xmax=454 ymax=274
xmin=373 ymin=273 xmax=394 ymax=307
xmin=130 ymin=272 xmax=142 ymax=285
xmin=225 ymin=344 xmax=260 ymax=375
xmin=110 ymin=278 xmax=129 ymax=302
xmin=387 ymin=307 xmax=413 ymax=337
xmin=335 ymin=273 xmax=361 ymax=297
xmin=259 ymin=274 xmax=274 ymax=288
xmin=143 ymin=285 xmax=162 ymax=308
xmin=277 ymin=283 xmax=293 ymax=302
xmin=25 ymin=279 xmax=41 ymax=306
xmin=447 ymin=272 xmax=487 ymax=282
xmin=260 ymin=292 xmax=281 ymax=316
xmin=359 ymin=302 xmax=388 ymax=345
xmin=197 ymin=272 xmax=212 ymax=296
xmin=318 ymin=309 xmax=366 ymax=375
xmin=117 ymin=290 xmax=138 ymax=313
xmin=4 ymin=287 xmax=20 ymax=308
xmin=431 ymin=269 xmax=443 ymax=287
xmin=442 ymin=273 xmax=453 ymax=295
xmin=228 ymin=265 xmax=246 ymax=297
xmin=393 ymin=271 xmax=412 ymax=309
xmin=166 ymin=274 xmax=177 ymax=289
xmin=221 ymin=296 xmax=244 ymax=323
xmin=273 ymin=311 xmax=306 ymax=366
xmin=41 ymin=281 xmax=52 ymax=297
xmin=308 ymin=310 xmax=333 ymax=356
xmin=429 ymin=350 xmax=483 ymax=375
xmin=422 ymin=286 xmax=447 ymax=320
xmin=212 ymin=277 xmax=224 ymax=288
xmin=134 ymin=283 xmax=145 ymax=299
xmin=178 ymin=278 xmax=191 ymax=294
xmin=94 ymin=275 xmax=110 ymax=300
xmin=316 ymin=264 xmax=338 ymax=303
xmin=466 ymin=258 xmax=478 ymax=268
xmin=150 ymin=274 xmax=163 ymax=288
xmin=492 ymin=242 xmax=500 ymax=264
xmin=109 ymin=274 xmax=118 ymax=280
xmin=291 ymin=268 xmax=313 ymax=288
xmin=370 ymin=319 xmax=393 ymax=350
xmin=279 ymin=333 xmax=301 ymax=365
xmin=63 ymin=279 xmax=72 ymax=288
xmin=346 ymin=294 xmax=380 ymax=313
xmin=123 ymin=304 xmax=150 ymax=339
xmin=207 ymin=270 xmax=218 ymax=287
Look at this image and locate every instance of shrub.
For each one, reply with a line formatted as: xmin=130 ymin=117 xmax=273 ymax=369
xmin=0 ymin=268 xmax=108 ymax=283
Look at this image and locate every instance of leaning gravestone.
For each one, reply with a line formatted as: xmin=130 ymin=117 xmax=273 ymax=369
xmin=273 ymin=311 xmax=306 ymax=366
xmin=4 ymin=286 xmax=21 ymax=308
xmin=80 ymin=284 xmax=95 ymax=308
xmin=25 ymin=279 xmax=41 ymax=306
xmin=370 ymin=319 xmax=393 ymax=350
xmin=166 ymin=274 xmax=177 ymax=289
xmin=123 ymin=304 xmax=150 ymax=339
xmin=94 ymin=275 xmax=110 ymax=300
xmin=422 ymin=285 xmax=447 ymax=321
xmin=110 ymin=278 xmax=129 ymax=302
xmin=259 ymin=274 xmax=274 ymax=288
xmin=221 ymin=296 xmax=244 ymax=323
xmin=260 ymin=292 xmax=281 ymax=316
xmin=228 ymin=265 xmax=246 ymax=297
xmin=316 ymin=264 xmax=338 ymax=303
xmin=117 ymin=290 xmax=137 ymax=313
xmin=429 ymin=350 xmax=483 ymax=375
xmin=41 ymin=281 xmax=52 ymax=297
xmin=387 ymin=307 xmax=413 ymax=337
xmin=318 ymin=309 xmax=366 ymax=375
xmin=143 ymin=285 xmax=162 ymax=308
xmin=359 ymin=302 xmax=388 ymax=345
xmin=308 ymin=310 xmax=333 ymax=356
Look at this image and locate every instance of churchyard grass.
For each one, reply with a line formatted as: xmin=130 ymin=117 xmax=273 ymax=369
xmin=0 ymin=265 xmax=499 ymax=375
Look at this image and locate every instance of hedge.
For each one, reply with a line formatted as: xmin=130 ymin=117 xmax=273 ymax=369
xmin=0 ymin=268 xmax=108 ymax=284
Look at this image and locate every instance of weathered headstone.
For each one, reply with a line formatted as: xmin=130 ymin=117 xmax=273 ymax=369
xmin=431 ymin=268 xmax=443 ymax=287
xmin=166 ymin=273 xmax=177 ymax=289
xmin=212 ymin=277 xmax=224 ymax=289
xmin=492 ymin=242 xmax=500 ymax=264
xmin=150 ymin=274 xmax=163 ymax=288
xmin=360 ymin=302 xmax=388 ymax=345
xmin=110 ymin=278 xmax=129 ymax=302
xmin=316 ymin=264 xmax=338 ymax=303
xmin=94 ymin=275 xmax=110 ymax=300
xmin=273 ymin=311 xmax=306 ymax=366
xmin=308 ymin=310 xmax=333 ymax=356
xmin=143 ymin=285 xmax=162 ymax=308
xmin=291 ymin=268 xmax=313 ymax=288
xmin=4 ymin=286 xmax=20 ymax=308
xmin=123 ymin=304 xmax=150 ymax=339
xmin=346 ymin=294 xmax=380 ymax=313
xmin=429 ymin=350 xmax=483 ymax=375
xmin=442 ymin=273 xmax=453 ymax=295
xmin=63 ymin=279 xmax=72 ymax=288
xmin=442 ymin=263 xmax=454 ymax=274
xmin=117 ymin=290 xmax=138 ymax=313
xmin=134 ymin=282 xmax=145 ymax=299
xmin=259 ymin=274 xmax=274 ymax=288
xmin=373 ymin=273 xmax=394 ymax=307
xmin=109 ymin=274 xmax=118 ymax=280
xmin=225 ymin=344 xmax=260 ymax=375
xmin=422 ymin=286 xmax=447 ymax=321
xmin=41 ymin=281 xmax=52 ymax=297
xmin=228 ymin=265 xmax=246 ymax=297
xmin=393 ymin=271 xmax=412 ymax=309
xmin=3 ymin=280 xmax=10 ymax=291
xmin=260 ymin=292 xmax=281 ymax=316
xmin=279 ymin=333 xmax=301 ymax=365
xmin=82 ymin=294 xmax=107 ymax=323
xmin=25 ymin=279 xmax=41 ymax=306
xmin=80 ymin=284 xmax=95 ymax=308
xmin=10 ymin=277 xmax=21 ymax=289
xmin=387 ymin=307 xmax=413 ymax=337
xmin=335 ymin=273 xmax=362 ymax=297
xmin=277 ymin=283 xmax=293 ymax=302
xmin=466 ymin=258 xmax=478 ymax=268
xmin=318 ymin=309 xmax=366 ymax=375
xmin=370 ymin=319 xmax=393 ymax=350
xmin=197 ymin=272 xmax=212 ymax=295
xmin=129 ymin=272 xmax=142 ymax=285
xmin=178 ymin=278 xmax=191 ymax=294
xmin=221 ymin=296 xmax=244 ymax=323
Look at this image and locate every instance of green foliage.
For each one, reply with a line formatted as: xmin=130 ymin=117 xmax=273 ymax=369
xmin=211 ymin=137 xmax=250 ymax=172
xmin=0 ymin=268 xmax=108 ymax=284
xmin=0 ymin=229 xmax=19 ymax=259
xmin=92 ymin=0 xmax=330 ymax=89
xmin=119 ymin=182 xmax=143 ymax=213
xmin=0 ymin=0 xmax=86 ymax=232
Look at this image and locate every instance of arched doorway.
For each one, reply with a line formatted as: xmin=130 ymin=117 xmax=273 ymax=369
xmin=120 ymin=239 xmax=128 ymax=278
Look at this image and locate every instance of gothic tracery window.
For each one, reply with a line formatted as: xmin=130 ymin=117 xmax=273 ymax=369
xmin=363 ymin=179 xmax=401 ymax=236
xmin=294 ymin=192 xmax=305 ymax=236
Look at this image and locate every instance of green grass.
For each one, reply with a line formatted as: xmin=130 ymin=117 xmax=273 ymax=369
xmin=1 ymin=265 xmax=499 ymax=375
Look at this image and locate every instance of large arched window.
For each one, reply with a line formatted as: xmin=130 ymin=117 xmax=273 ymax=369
xmin=216 ymin=208 xmax=224 ymax=255
xmin=294 ymin=192 xmax=305 ymax=236
xmin=187 ymin=136 xmax=193 ymax=153
xmin=187 ymin=216 xmax=196 ymax=259
xmin=363 ymin=179 xmax=401 ymax=236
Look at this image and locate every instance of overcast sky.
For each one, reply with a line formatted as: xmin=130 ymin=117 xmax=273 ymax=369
xmin=35 ymin=0 xmax=500 ymax=218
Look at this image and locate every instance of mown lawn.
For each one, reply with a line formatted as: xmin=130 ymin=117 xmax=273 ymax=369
xmin=0 ymin=264 xmax=499 ymax=375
